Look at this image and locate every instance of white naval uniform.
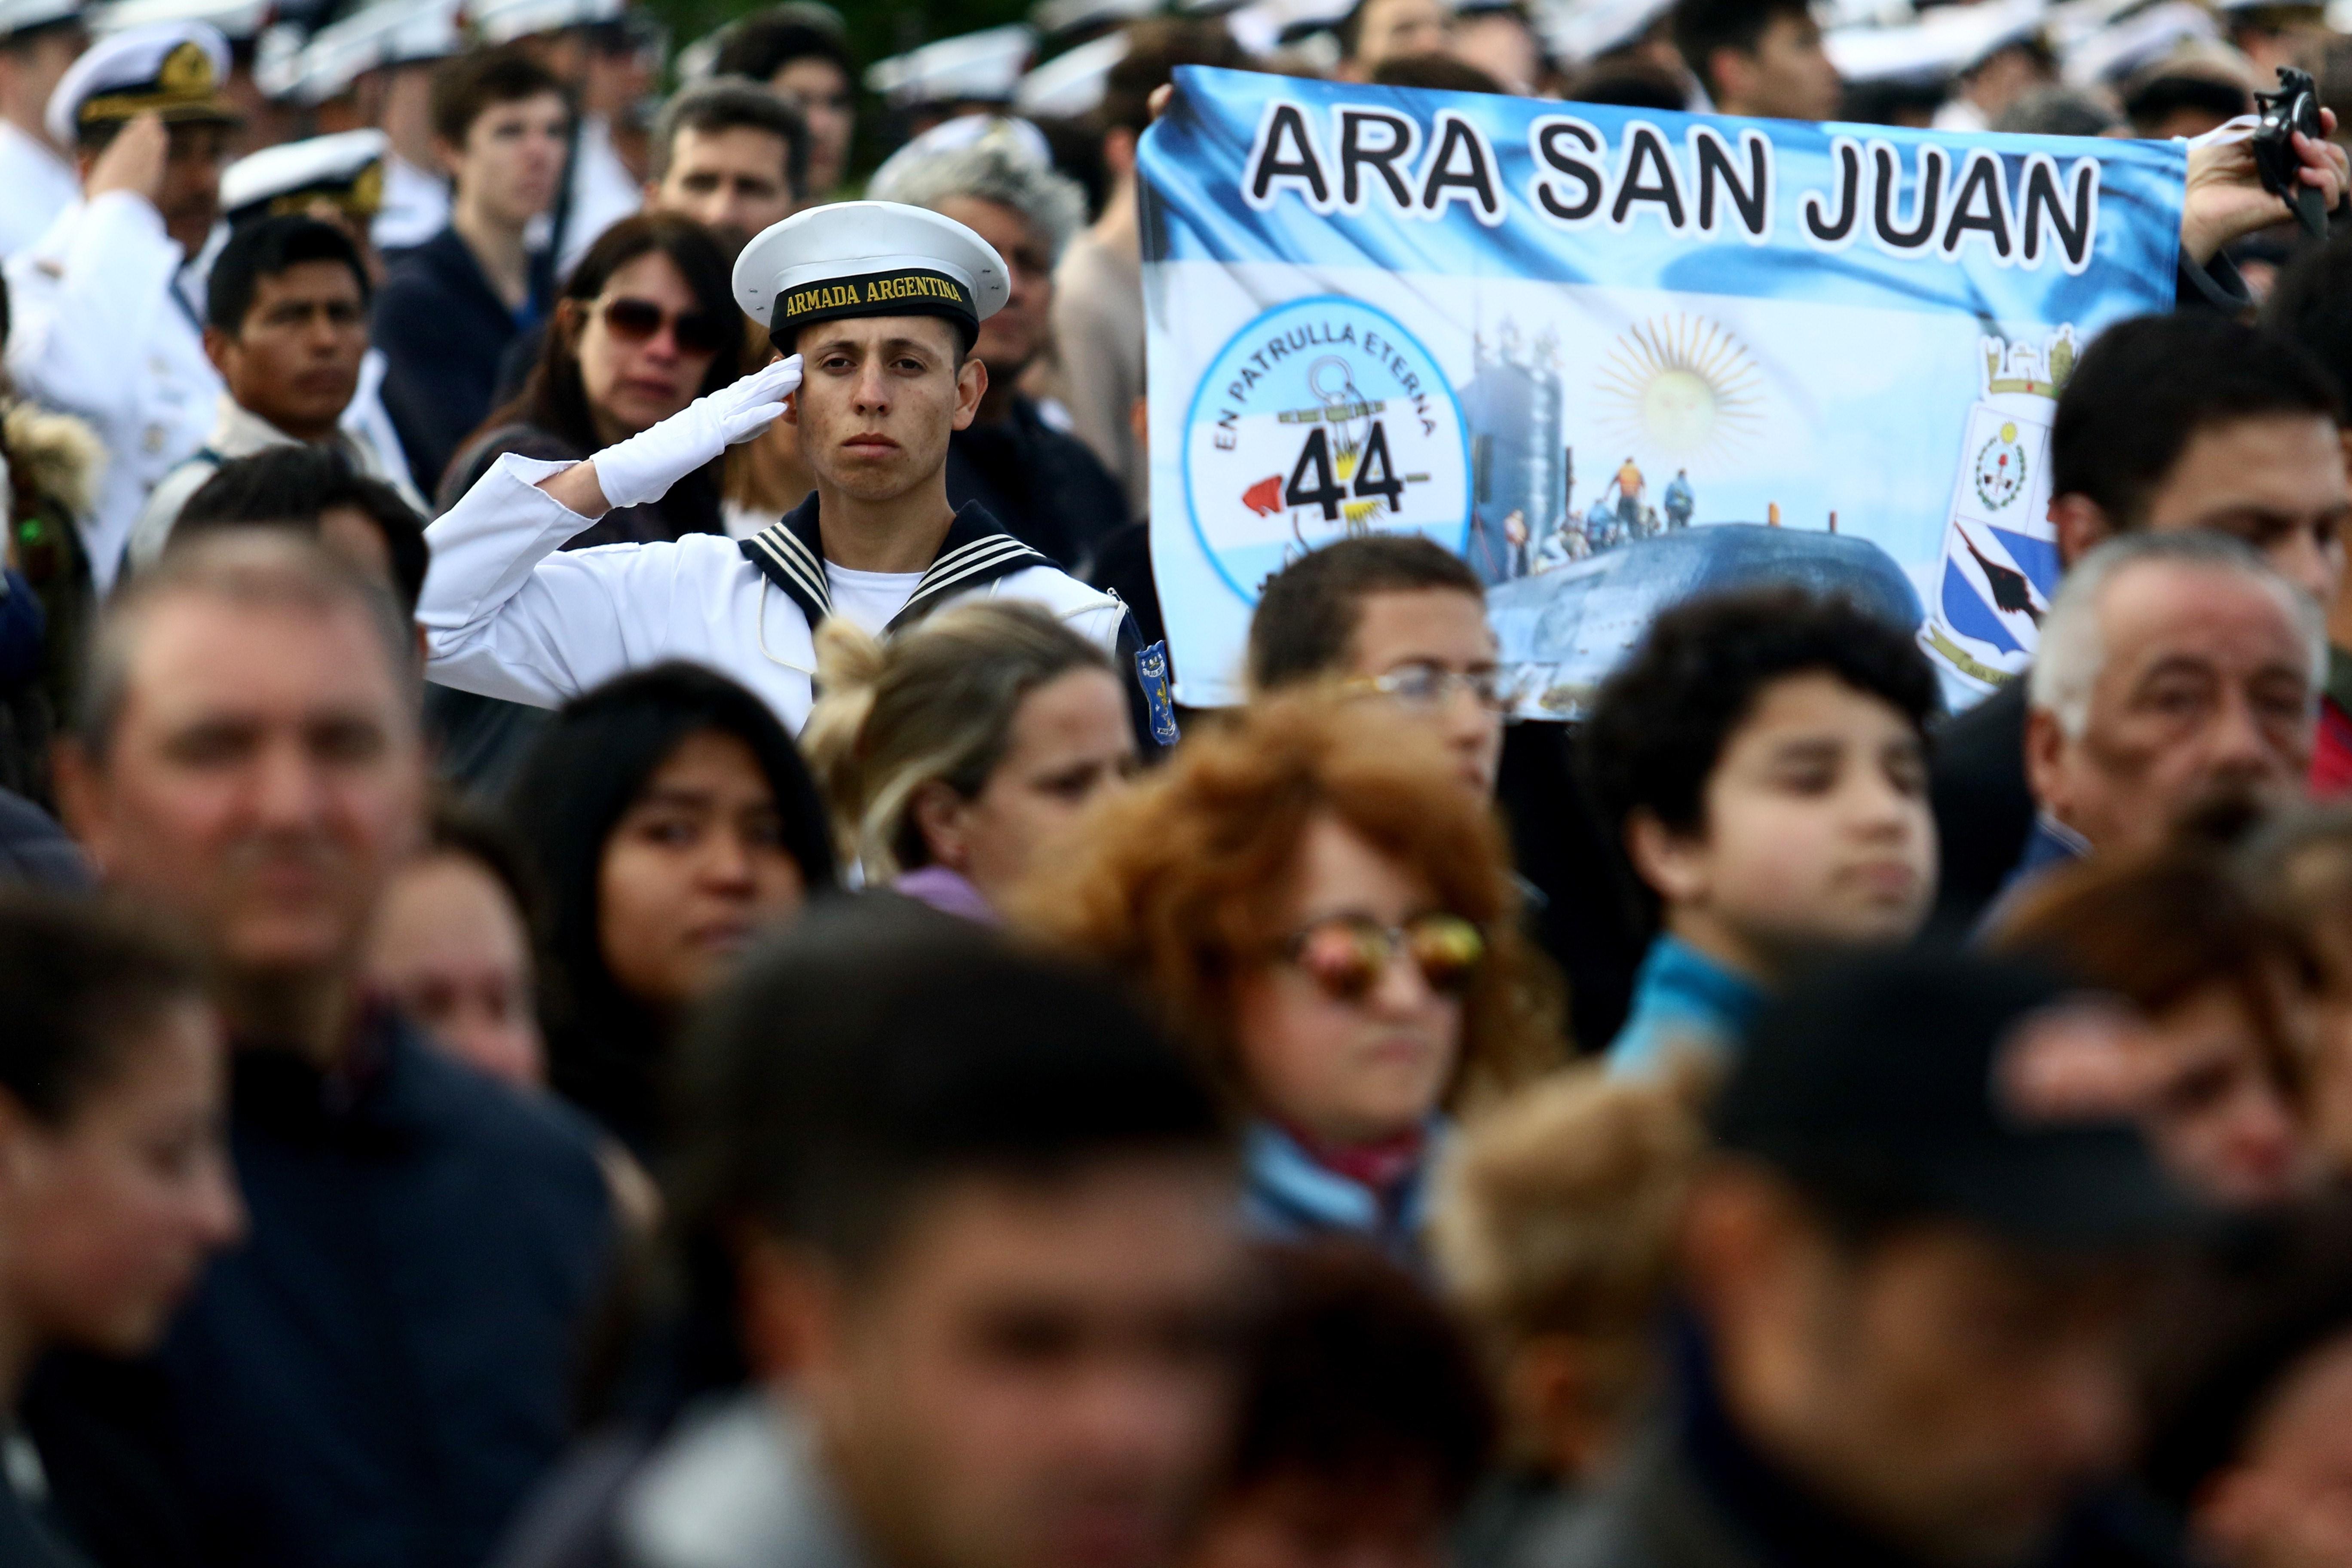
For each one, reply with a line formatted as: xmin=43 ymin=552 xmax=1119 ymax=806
xmin=341 ymin=347 xmax=414 ymax=497
xmin=418 ymin=452 xmax=1127 ymax=733
xmin=554 ymin=114 xmax=643 ymax=282
xmin=0 ymin=121 xmax=78 ymax=260
xmin=372 ymin=152 xmax=450 ymax=253
xmin=3 ymin=191 xmax=221 ymax=591
xmin=125 ymin=391 xmax=429 ymax=570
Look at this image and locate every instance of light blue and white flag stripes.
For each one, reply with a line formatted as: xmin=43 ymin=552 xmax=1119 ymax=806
xmin=1138 ymin=65 xmax=2186 ymax=713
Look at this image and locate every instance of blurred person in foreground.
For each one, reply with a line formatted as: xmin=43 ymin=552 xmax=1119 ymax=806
xmin=1433 ymin=1066 xmax=1705 ymax=1568
xmin=364 ymin=799 xmax=546 ymax=1088
xmin=801 ymin=601 xmax=1136 ymax=919
xmin=504 ymin=662 xmax=836 ymax=1160
xmin=495 ymin=897 xmax=1245 ymax=1568
xmin=870 ymin=138 xmax=1130 ymax=573
xmin=1015 ymin=692 xmax=1560 ymax=1266
xmin=0 ymin=893 xmax=243 ymax=1568
xmin=1182 ymin=1244 xmax=1495 ymax=1568
xmin=1545 ymin=951 xmax=2199 ymax=1568
xmin=164 ymin=444 xmax=429 ymax=622
xmin=1582 ymin=588 xmax=1939 ymax=1072
xmin=46 ymin=531 xmax=615 ymax=1568
xmin=2245 ymin=805 xmax=2352 ymax=1178
xmin=1932 ymin=316 xmax=2350 ymax=926
xmin=1999 ymin=532 xmax=2322 ymax=916
xmin=1988 ymin=848 xmax=2316 ymax=1208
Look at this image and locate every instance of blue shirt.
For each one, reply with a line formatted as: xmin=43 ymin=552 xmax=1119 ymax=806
xmin=1605 ymin=934 xmax=1767 ymax=1074
xmin=1240 ymin=1119 xmax=1444 ymax=1270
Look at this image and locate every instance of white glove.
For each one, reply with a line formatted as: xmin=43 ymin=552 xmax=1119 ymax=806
xmin=591 ymin=355 xmax=803 ymax=510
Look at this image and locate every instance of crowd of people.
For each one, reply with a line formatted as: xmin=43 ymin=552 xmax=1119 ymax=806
xmin=6 ymin=0 xmax=2352 ymax=1567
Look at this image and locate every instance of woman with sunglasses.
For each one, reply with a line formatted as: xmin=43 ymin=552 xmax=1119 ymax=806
xmin=438 ymin=214 xmax=745 ymax=549
xmin=1014 ymin=691 xmax=1563 ymax=1265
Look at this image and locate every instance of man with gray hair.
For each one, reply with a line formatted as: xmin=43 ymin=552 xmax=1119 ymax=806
xmin=1998 ymin=530 xmax=2323 ymax=910
xmin=870 ymin=131 xmax=1130 ymax=571
xmin=44 ymin=529 xmax=616 ymax=1568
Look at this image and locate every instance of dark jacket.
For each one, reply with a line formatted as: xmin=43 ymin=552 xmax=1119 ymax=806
xmin=1926 ymin=679 xmax=2034 ymax=936
xmin=1534 ymin=1334 xmax=2184 ymax=1568
xmin=0 ymin=787 xmax=89 ymax=889
xmin=376 ymin=230 xmax=545 ymax=496
xmin=945 ymin=395 xmax=1130 ymax=576
xmin=40 ymin=1015 xmax=615 ymax=1568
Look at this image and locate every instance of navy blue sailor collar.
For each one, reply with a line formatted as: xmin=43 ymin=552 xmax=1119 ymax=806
xmin=738 ymin=492 xmax=1054 ymax=635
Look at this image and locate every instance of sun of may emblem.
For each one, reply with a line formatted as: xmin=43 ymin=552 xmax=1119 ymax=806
xmin=1973 ymin=422 xmax=2027 ymax=512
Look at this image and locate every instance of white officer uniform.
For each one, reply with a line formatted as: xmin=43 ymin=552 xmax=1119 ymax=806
xmin=4 ymin=21 xmax=238 ymax=591
xmin=273 ymin=0 xmax=461 ymax=252
xmin=0 ymin=0 xmax=84 ymax=259
xmin=419 ymin=202 xmax=1146 ymax=738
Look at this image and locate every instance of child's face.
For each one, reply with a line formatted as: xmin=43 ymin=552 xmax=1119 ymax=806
xmin=1644 ymin=671 xmax=1936 ymax=975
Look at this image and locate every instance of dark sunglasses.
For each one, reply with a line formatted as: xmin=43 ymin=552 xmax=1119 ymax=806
xmin=1280 ymin=913 xmax=1486 ymax=1002
xmin=597 ymin=296 xmax=735 ymax=356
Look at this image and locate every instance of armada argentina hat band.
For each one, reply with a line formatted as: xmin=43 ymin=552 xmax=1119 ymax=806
xmin=769 ymin=266 xmax=978 ymax=344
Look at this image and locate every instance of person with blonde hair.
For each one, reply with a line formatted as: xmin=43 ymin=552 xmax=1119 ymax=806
xmin=1430 ymin=1063 xmax=1706 ymax=1568
xmin=1014 ymin=691 xmax=1563 ymax=1264
xmin=800 ymin=599 xmax=1139 ymax=917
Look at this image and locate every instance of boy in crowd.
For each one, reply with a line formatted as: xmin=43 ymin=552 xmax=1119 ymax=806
xmin=373 ymin=48 xmax=567 ymax=495
xmin=1583 ymin=586 xmax=1941 ymax=1071
xmin=1670 ymin=0 xmax=1842 ymax=120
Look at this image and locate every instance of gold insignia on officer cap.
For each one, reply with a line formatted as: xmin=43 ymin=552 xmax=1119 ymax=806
xmin=220 ymin=128 xmax=389 ymax=226
xmin=47 ymin=19 xmax=239 ymax=145
xmin=732 ymin=201 xmax=1011 ymax=353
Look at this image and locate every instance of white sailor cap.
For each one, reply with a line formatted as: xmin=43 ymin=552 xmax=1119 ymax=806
xmin=868 ymin=112 xmax=1054 ymax=194
xmin=1545 ymin=0 xmax=1673 ymax=62
xmin=735 ymin=200 xmax=1010 ymax=352
xmin=220 ymin=127 xmax=386 ymax=224
xmin=1015 ymin=29 xmax=1129 ymax=117
xmin=270 ymin=0 xmax=458 ymax=106
xmin=471 ymin=0 xmax=624 ymax=46
xmin=2061 ymin=0 xmax=2218 ymax=85
xmin=1221 ymin=0 xmax=1350 ymax=55
xmin=1030 ymin=0 xmax=1156 ymax=39
xmin=46 ymin=18 xmax=234 ymax=146
xmin=90 ymin=0 xmax=267 ymax=41
xmin=865 ymin=24 xmax=1033 ymax=108
xmin=0 ymin=0 xmax=81 ymax=43
xmin=1825 ymin=0 xmax=2047 ymax=84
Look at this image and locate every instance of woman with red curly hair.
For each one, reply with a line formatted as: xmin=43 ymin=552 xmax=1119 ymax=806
xmin=1012 ymin=692 xmax=1563 ymax=1265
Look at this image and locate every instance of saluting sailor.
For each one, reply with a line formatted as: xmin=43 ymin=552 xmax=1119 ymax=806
xmin=419 ymin=200 xmax=1179 ymax=745
xmin=3 ymin=20 xmax=236 ymax=591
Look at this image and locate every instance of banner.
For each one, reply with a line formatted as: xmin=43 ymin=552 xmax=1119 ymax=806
xmin=1137 ymin=66 xmax=2187 ymax=714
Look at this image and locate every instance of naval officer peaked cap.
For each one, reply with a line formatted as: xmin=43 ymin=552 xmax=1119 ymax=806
xmin=733 ymin=201 xmax=1011 ymax=353
xmin=46 ymin=18 xmax=235 ymax=146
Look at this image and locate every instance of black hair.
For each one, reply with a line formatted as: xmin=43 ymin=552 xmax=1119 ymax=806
xmin=172 ymin=444 xmax=430 ymax=618
xmin=1099 ymin=20 xmax=1259 ymax=136
xmin=1670 ymin=0 xmax=1814 ymax=99
xmin=2123 ymin=71 xmax=2252 ymax=135
xmin=2052 ymin=314 xmax=2343 ymax=530
xmin=1370 ymin=53 xmax=1504 ymax=93
xmin=1565 ymin=62 xmax=1691 ymax=110
xmin=205 ymin=214 xmax=370 ymax=336
xmin=0 ymin=890 xmax=204 ymax=1126
xmin=650 ymin=76 xmax=810 ymax=200
xmin=2263 ymin=231 xmax=2352 ymax=414
xmin=468 ymin=212 xmax=744 ymax=539
xmin=674 ymin=896 xmax=1230 ymax=1274
xmin=429 ymin=47 xmax=567 ymax=148
xmin=1218 ymin=1243 xmax=1494 ymax=1513
xmin=1247 ymin=535 xmax=1486 ymax=691
xmin=712 ymin=13 xmax=853 ymax=86
xmin=502 ymin=662 xmax=837 ymax=1158
xmin=1582 ymin=584 xmax=1940 ymax=847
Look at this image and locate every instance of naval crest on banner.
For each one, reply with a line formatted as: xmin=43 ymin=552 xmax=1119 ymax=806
xmin=1920 ymin=330 xmax=2074 ymax=695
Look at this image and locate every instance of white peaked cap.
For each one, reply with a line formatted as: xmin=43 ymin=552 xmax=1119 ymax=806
xmin=735 ymin=200 xmax=1011 ymax=334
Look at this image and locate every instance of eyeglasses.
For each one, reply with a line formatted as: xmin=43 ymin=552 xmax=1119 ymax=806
xmin=1280 ymin=913 xmax=1486 ymax=1001
xmin=1347 ymin=663 xmax=1521 ymax=713
xmin=596 ymin=296 xmax=737 ymax=356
